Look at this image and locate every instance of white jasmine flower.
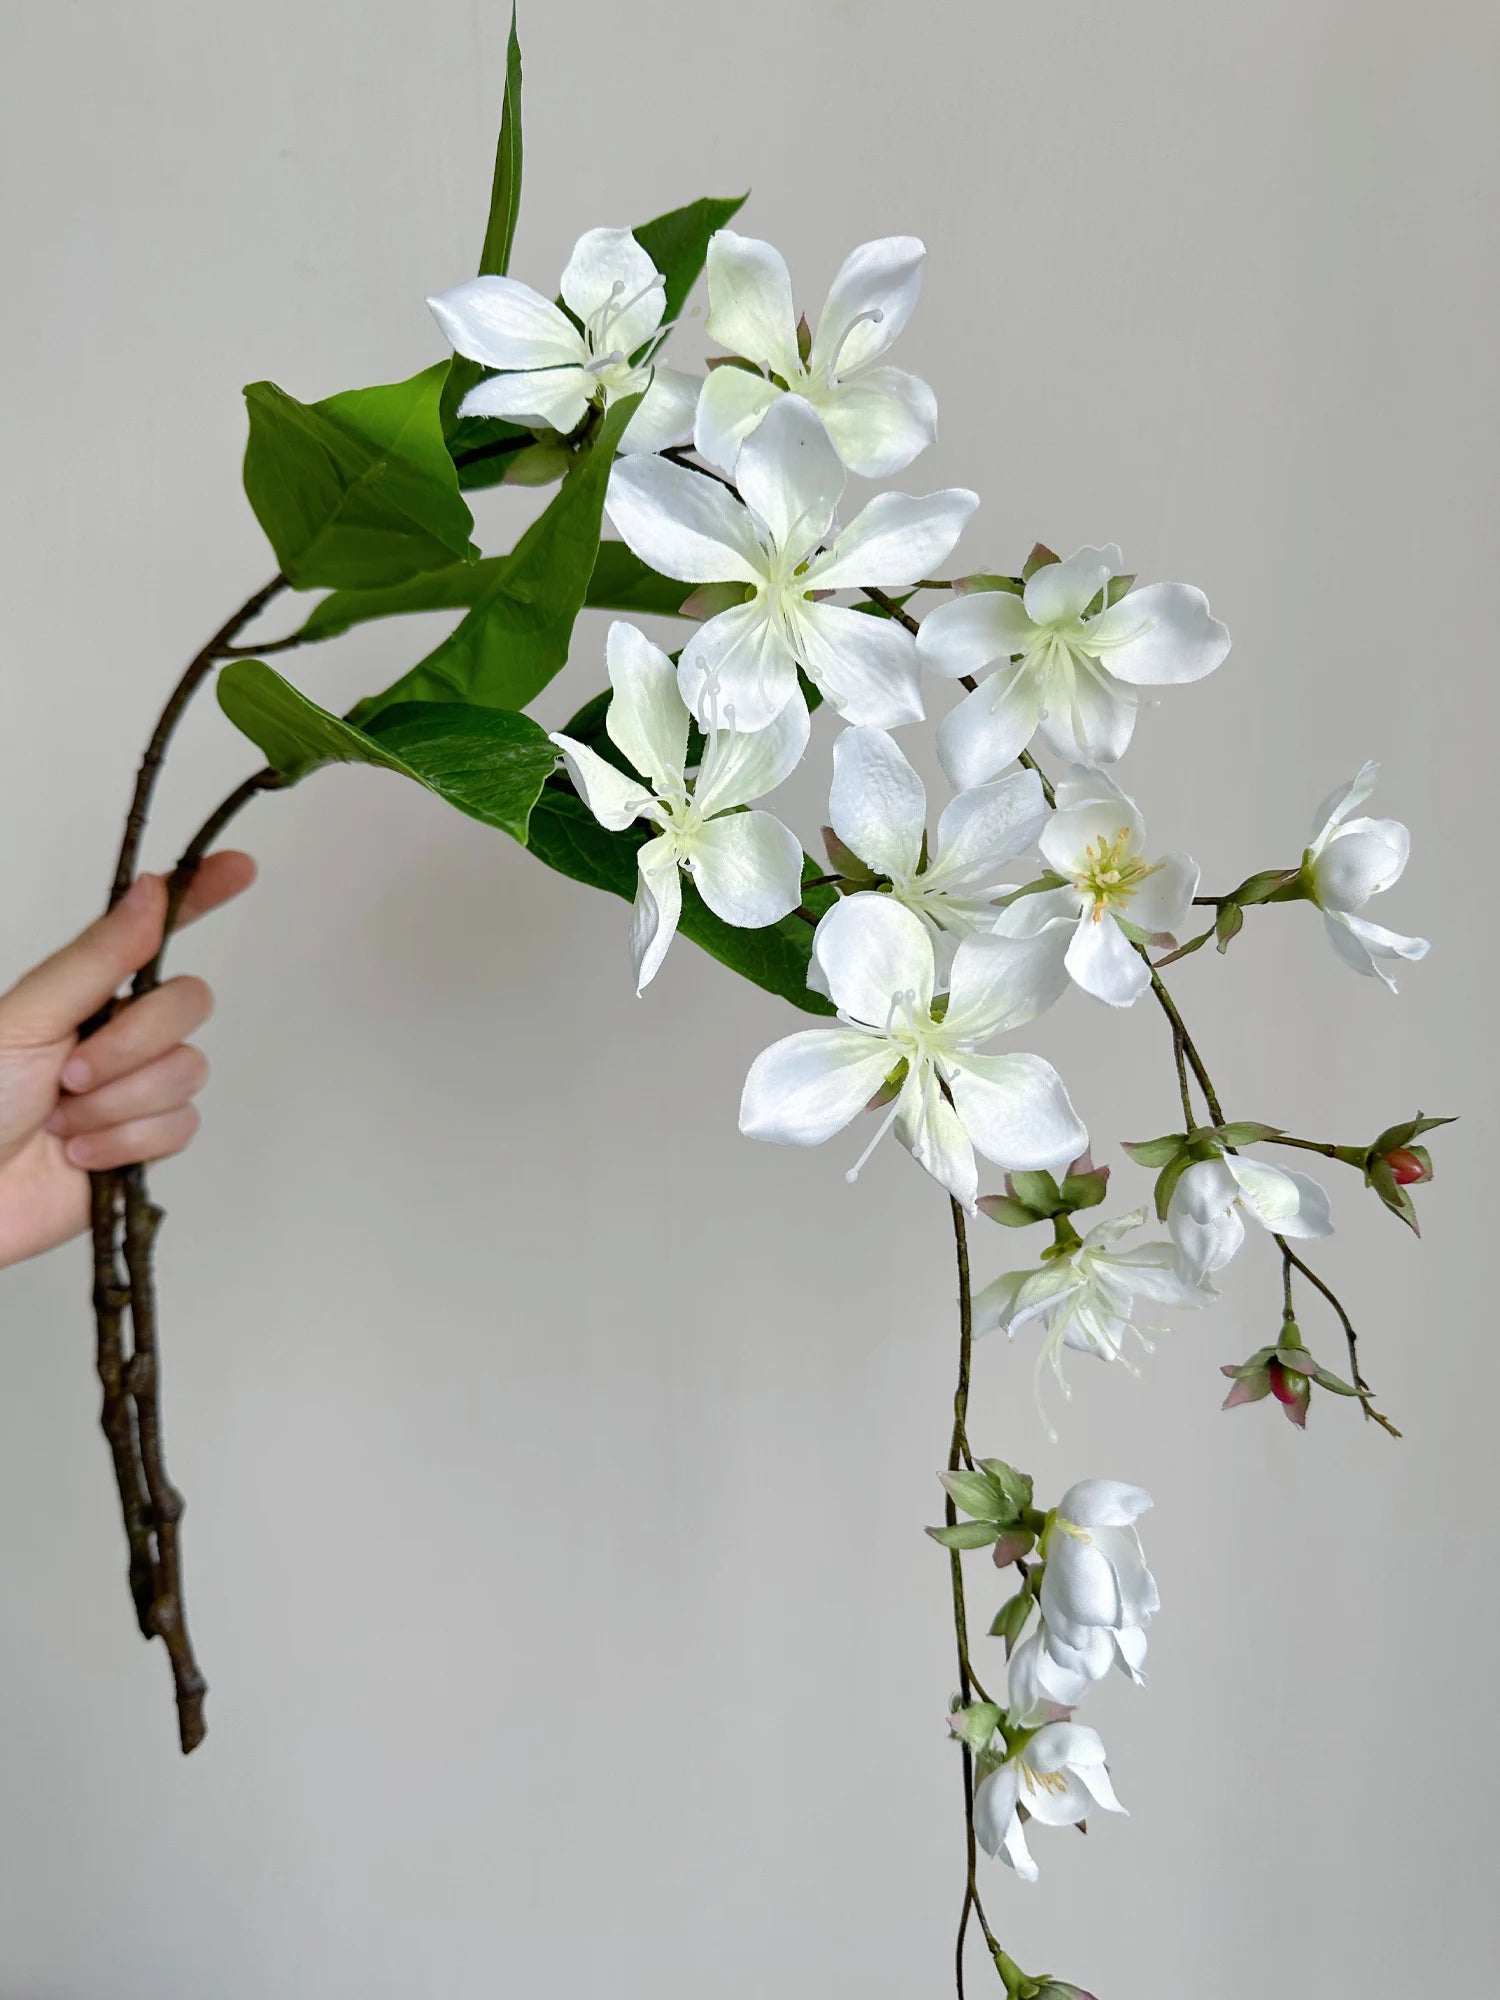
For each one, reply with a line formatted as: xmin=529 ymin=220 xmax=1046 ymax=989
xmin=1037 ymin=1480 xmax=1158 ymax=1687
xmin=993 ymin=767 xmax=1199 ymax=1007
xmin=695 ymin=230 xmax=937 ymax=476
xmin=916 ymin=548 xmax=1231 ymax=786
xmin=606 ymin=395 xmax=977 ymax=732
xmin=974 ymin=1208 xmax=1216 ymax=1438
xmin=1166 ymin=1154 xmax=1333 ymax=1283
xmin=1303 ymin=761 xmax=1429 ymax=990
xmin=551 ymin=622 xmax=806 ymax=992
xmin=428 ymin=226 xmax=700 ymax=454
xmin=973 ymin=1721 xmax=1126 ymax=1880
xmin=739 ymin=895 xmax=1084 ymax=1211
xmin=826 ymin=726 xmax=1049 ymax=976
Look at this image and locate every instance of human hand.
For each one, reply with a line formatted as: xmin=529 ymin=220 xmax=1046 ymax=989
xmin=0 ymin=854 xmax=256 ymax=1270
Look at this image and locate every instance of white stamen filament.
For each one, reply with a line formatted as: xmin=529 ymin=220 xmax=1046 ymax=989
xmin=825 ymin=307 xmax=885 ymax=385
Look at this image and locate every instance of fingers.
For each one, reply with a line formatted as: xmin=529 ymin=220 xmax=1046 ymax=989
xmin=46 ymin=1044 xmax=209 ymax=1139
xmin=58 ymin=1106 xmax=201 ymax=1173
xmin=174 ymin=850 xmax=257 ymax=929
xmin=58 ymin=976 xmax=213 ymax=1094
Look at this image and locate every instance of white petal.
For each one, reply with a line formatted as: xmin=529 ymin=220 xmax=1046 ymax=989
xmin=549 ymin=733 xmax=655 ymax=831
xmin=619 ymin=365 xmax=701 ymax=454
xmin=972 ymin=1269 xmax=1027 ymax=1338
xmin=793 ymin=601 xmax=924 ymax=727
xmin=695 ymin=694 xmax=811 ymax=816
xmin=734 ymin=394 xmax=845 ymax=553
xmin=810 ymin=488 xmax=978 ymax=591
xmin=813 ymin=893 xmax=935 ymax=1024
xmin=604 ymin=621 xmax=689 ymax=793
xmin=457 ymin=364 xmax=592 ymax=435
xmin=1167 ymin=1159 xmax=1243 ymax=1279
xmin=973 ymin=1764 xmax=1022 ymax=1864
xmin=828 ymin=726 xmax=927 ymax=879
xmin=895 ymin=1065 xmax=979 ymax=1209
xmin=560 ymin=227 xmax=664 ymax=355
xmin=739 ymin=1027 xmax=895 ymax=1146
xmin=1064 ymin=912 xmax=1150 ymax=1006
xmin=928 ymin=768 xmax=1049 ymax=891
xmin=1039 ymin=792 xmax=1146 ymax=879
xmin=1022 ymin=546 xmax=1121 ymax=625
xmin=1312 ymin=825 xmax=1409 ymax=912
xmin=693 ymin=366 xmax=781 ymax=474
xmin=1276 ymin=1169 xmax=1335 ymax=1241
xmin=936 ymin=670 xmax=1045 ymax=789
xmin=605 ymin=455 xmax=763 ymax=584
xmin=916 ymin=590 xmax=1037 ymax=680
xmin=993 ymin=886 xmax=1084 ymax=939
xmin=1087 ymin=580 xmax=1230 ymax=686
xmin=1058 ymin=1478 xmax=1154 ymax=1532
xmin=631 ymin=835 xmax=683 ymax=993
xmin=689 ymin=811 xmax=805 ymax=927
xmin=1108 ymin=1242 xmax=1217 ymax=1308
xmin=813 ymin=366 xmax=937 ymax=477
xmin=678 ymin=599 xmax=800 ymax=734
xmin=809 ymin=234 xmax=925 ymax=377
xmin=945 ymin=929 xmax=1072 ymax=1038
xmin=703 ymin=230 xmax=801 ymax=380
xmin=1037 ymin=658 xmax=1138 ymax=765
xmin=1309 ymin=761 xmax=1380 ymax=847
xmin=1226 ymin=1155 xmax=1303 ymax=1228
xmin=1129 ymin=851 xmax=1200 ymax=935
xmin=428 ymin=277 xmax=584 ymax=371
xmin=947 ymin=1053 xmax=1087 ymax=1173
xmin=1337 ymin=912 xmax=1431 ymax=987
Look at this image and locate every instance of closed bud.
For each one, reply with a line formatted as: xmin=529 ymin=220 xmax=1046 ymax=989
xmin=1385 ymin=1146 xmax=1431 ymax=1185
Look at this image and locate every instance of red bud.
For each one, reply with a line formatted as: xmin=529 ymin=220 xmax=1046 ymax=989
xmin=1385 ymin=1147 xmax=1429 ymax=1185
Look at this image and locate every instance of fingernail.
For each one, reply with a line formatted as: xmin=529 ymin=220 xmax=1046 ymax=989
xmin=124 ymin=875 xmax=156 ymax=911
xmin=65 ymin=1137 xmax=94 ymax=1167
xmin=61 ymin=1057 xmax=91 ymax=1091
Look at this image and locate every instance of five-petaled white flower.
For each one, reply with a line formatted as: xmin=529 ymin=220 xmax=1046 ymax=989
xmin=825 ymin=727 xmax=1049 ymax=978
xmin=1166 ymin=1154 xmax=1332 ymax=1284
xmin=551 ymin=622 xmax=806 ymax=993
xmin=739 ymin=895 xmax=1084 ymax=1211
xmin=992 ymin=767 xmax=1200 ymax=1007
xmin=917 ymin=548 xmax=1231 ymax=786
xmin=1302 ymin=761 xmax=1429 ymax=990
xmin=1037 ymin=1480 xmax=1159 ymax=1690
xmin=974 ymin=1209 xmax=1216 ymax=1437
xmin=694 ymin=230 xmax=938 ymax=477
xmin=428 ymin=226 xmax=700 ymax=455
xmin=606 ymin=395 xmax=977 ymax=732
xmin=973 ymin=1721 xmax=1126 ymax=1880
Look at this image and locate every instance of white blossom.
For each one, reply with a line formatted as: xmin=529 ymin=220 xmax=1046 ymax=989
xmin=606 ymin=395 xmax=976 ymax=732
xmin=1303 ymin=760 xmax=1429 ymax=990
xmin=993 ymin=767 xmax=1199 ymax=1007
xmin=1166 ymin=1154 xmax=1332 ymax=1284
xmin=428 ymin=226 xmax=699 ymax=454
xmin=695 ymin=231 xmax=937 ymax=476
xmin=917 ymin=548 xmax=1230 ymax=786
xmin=739 ymin=895 xmax=1084 ymax=1211
xmin=973 ymin=1721 xmax=1126 ymax=1880
xmin=1037 ymin=1480 xmax=1159 ymax=1690
xmin=551 ymin=623 xmax=805 ymax=992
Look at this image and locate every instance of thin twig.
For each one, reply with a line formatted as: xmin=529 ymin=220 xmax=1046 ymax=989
xmin=861 ymin=585 xmax=920 ymax=634
xmin=1276 ymin=1239 xmax=1401 ymax=1437
xmin=660 ymin=446 xmax=737 ymax=492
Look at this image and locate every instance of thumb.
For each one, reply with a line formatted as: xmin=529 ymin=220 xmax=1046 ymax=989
xmin=0 ymin=876 xmax=169 ymax=1051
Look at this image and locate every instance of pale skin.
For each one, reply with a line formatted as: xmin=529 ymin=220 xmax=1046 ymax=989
xmin=0 ymin=852 xmax=255 ymax=1270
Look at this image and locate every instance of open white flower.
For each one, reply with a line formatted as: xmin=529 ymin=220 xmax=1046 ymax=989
xmin=973 ymin=1721 xmax=1126 ymax=1880
xmin=1166 ymin=1154 xmax=1333 ymax=1283
xmin=826 ymin=727 xmax=1049 ymax=976
xmin=1037 ymin=1480 xmax=1158 ymax=1687
xmin=606 ymin=395 xmax=977 ymax=732
xmin=428 ymin=226 xmax=699 ymax=455
xmin=694 ymin=230 xmax=937 ymax=477
xmin=917 ymin=549 xmax=1231 ymax=786
xmin=974 ymin=1208 xmax=1217 ymax=1436
xmin=739 ymin=896 xmax=1084 ymax=1211
xmin=1303 ymin=761 xmax=1429 ymax=990
xmin=993 ymin=767 xmax=1199 ymax=1007
xmin=551 ymin=623 xmax=806 ymax=992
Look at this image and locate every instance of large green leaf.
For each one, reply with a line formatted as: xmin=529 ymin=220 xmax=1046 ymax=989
xmin=634 ymin=192 xmax=746 ymax=326
xmin=526 ymin=786 xmax=835 ymax=1014
xmin=243 ymin=365 xmax=478 ymax=591
xmin=217 ymin=660 xmax=554 ymax=842
xmin=350 ymin=396 xmax=639 ymax=725
xmin=294 ymin=539 xmax=689 ymax=645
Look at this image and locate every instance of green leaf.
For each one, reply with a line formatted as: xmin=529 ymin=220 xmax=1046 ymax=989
xmin=243 ymin=366 xmax=479 ymax=591
xmin=441 ymin=8 xmax=525 ymax=445
xmin=634 ymin=192 xmax=747 ymax=327
xmin=1215 ymin=901 xmax=1245 ymax=952
xmin=975 ymin=1193 xmax=1040 ymax=1229
xmin=976 ymin=1459 xmax=1034 ymax=1515
xmin=988 ymin=1589 xmax=1035 ymax=1655
xmin=1021 ymin=543 xmax=1060 ymax=581
xmin=1231 ymin=867 xmax=1304 ymax=906
xmin=1121 ymin=1133 xmax=1187 ymax=1168
xmin=950 ymin=1702 xmax=1003 ymax=1753
xmin=1154 ymin=1151 xmax=1193 ymax=1222
xmin=926 ymin=1521 xmax=1001 ymax=1552
xmin=1215 ymin=1121 xmax=1283 ymax=1146
xmin=217 ymin=661 xmax=554 ymax=842
xmin=1059 ymin=1170 xmax=1109 ymax=1211
xmin=939 ymin=1469 xmax=1010 ymax=1522
xmin=295 ymin=538 xmax=689 ymax=645
xmin=525 ymin=786 xmax=835 ymax=1014
xmin=1008 ymin=1170 xmax=1062 ymax=1215
xmin=353 ymin=397 xmax=639 ymax=725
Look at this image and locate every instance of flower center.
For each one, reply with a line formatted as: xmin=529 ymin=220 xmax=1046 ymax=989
xmin=1071 ymin=827 xmax=1159 ymax=918
xmin=1018 ymin=1759 xmax=1069 ymax=1799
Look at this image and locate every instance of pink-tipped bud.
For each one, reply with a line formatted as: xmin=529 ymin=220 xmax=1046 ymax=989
xmin=1385 ymin=1147 xmax=1430 ymax=1185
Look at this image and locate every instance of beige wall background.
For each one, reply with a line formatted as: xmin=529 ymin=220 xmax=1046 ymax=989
xmin=2 ymin=1 xmax=1496 ymax=1993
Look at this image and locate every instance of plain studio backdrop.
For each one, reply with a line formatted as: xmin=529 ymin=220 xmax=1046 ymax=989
xmin=1 ymin=1 xmax=1496 ymax=1994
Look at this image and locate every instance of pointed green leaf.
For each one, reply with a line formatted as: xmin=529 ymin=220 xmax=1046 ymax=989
xmin=988 ymin=1588 xmax=1035 ymax=1655
xmin=1215 ymin=1122 xmax=1283 ymax=1146
xmin=975 ymin=1193 xmax=1040 ymax=1229
xmin=1059 ymin=1170 xmax=1109 ymax=1211
xmin=1121 ymin=1133 xmax=1187 ymax=1168
xmin=217 ymin=661 xmax=555 ymax=842
xmin=926 ymin=1521 xmax=1002 ymax=1552
xmin=939 ymin=1470 xmax=1010 ymax=1522
xmin=1215 ymin=900 xmax=1245 ymax=951
xmin=976 ymin=1459 xmax=1033 ymax=1514
xmin=243 ymin=365 xmax=478 ymax=591
xmin=1154 ymin=1152 xmax=1193 ymax=1222
xmin=1008 ymin=1170 xmax=1062 ymax=1215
